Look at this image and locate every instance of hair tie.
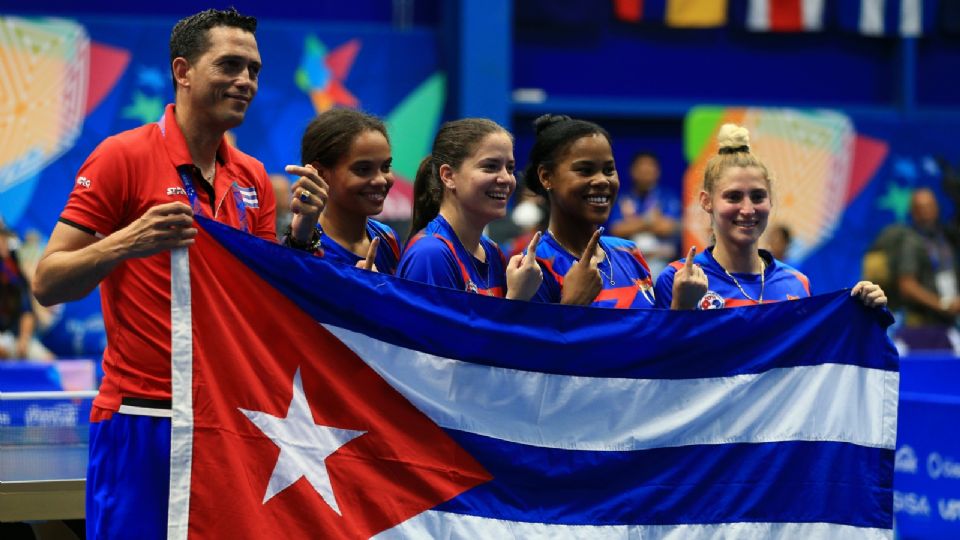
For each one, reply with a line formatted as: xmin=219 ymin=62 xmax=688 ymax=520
xmin=718 ymin=145 xmax=749 ymax=155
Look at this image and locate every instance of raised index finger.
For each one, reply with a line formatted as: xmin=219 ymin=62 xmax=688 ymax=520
xmin=363 ymin=237 xmax=380 ymax=270
xmin=579 ymin=229 xmax=602 ymax=265
xmin=684 ymin=246 xmax=698 ymax=272
xmin=524 ymin=231 xmax=542 ymax=266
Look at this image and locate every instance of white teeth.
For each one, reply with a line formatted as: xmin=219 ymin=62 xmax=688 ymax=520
xmin=586 ymin=196 xmax=609 ymax=204
xmin=487 ymin=192 xmax=508 ymax=200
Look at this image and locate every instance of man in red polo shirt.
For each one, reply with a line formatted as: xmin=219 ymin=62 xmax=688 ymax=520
xmin=33 ymin=8 xmax=327 ymax=539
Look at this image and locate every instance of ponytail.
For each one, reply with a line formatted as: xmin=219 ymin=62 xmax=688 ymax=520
xmin=409 ymin=155 xmax=442 ymax=237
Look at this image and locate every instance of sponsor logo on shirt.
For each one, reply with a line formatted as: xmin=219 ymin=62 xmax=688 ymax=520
xmin=167 ymin=187 xmax=188 ymax=196
xmin=76 ymin=176 xmax=91 ymax=188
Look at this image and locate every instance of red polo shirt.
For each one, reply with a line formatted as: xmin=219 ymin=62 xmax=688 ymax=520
xmin=60 ymin=104 xmax=276 ymax=415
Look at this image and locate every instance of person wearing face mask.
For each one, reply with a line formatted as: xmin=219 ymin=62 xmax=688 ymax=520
xmin=299 ymin=108 xmax=402 ymax=274
xmin=397 ymin=118 xmax=542 ymax=299
xmin=523 ymin=114 xmax=661 ymax=308
xmin=891 ymin=188 xmax=960 ymax=350
xmin=655 ymin=123 xmax=887 ymax=311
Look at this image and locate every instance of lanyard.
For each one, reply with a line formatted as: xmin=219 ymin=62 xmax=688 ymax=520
xmin=177 ymin=166 xmax=249 ymax=233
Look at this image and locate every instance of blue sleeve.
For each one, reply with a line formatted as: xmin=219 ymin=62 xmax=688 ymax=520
xmin=396 ymin=236 xmax=463 ymax=291
xmin=654 ymin=264 xmax=677 ymax=309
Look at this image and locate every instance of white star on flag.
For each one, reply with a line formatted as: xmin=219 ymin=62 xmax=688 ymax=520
xmin=239 ymin=367 xmax=365 ymax=515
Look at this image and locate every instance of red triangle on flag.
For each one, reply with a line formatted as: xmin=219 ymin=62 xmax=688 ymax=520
xmin=186 ymin=231 xmax=492 ymax=538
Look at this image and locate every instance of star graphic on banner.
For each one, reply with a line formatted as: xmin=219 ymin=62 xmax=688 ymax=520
xmin=121 ymin=90 xmax=164 ymax=125
xmin=876 ymin=181 xmax=914 ymax=223
xmin=239 ymin=368 xmax=366 ymax=515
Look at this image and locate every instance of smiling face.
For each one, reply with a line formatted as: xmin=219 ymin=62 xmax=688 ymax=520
xmin=701 ymin=165 xmax=771 ymax=249
xmin=440 ymin=131 xmax=516 ymax=224
xmin=176 ymin=25 xmax=261 ymax=130
xmin=540 ymin=133 xmax=619 ymax=228
xmin=319 ymin=130 xmax=393 ymax=217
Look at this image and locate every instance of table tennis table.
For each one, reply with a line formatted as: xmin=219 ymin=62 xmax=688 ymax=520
xmin=0 ymin=391 xmax=93 ymax=523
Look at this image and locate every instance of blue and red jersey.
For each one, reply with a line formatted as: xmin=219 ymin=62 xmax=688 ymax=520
xmin=317 ymin=219 xmax=402 ymax=275
xmin=654 ymin=246 xmax=811 ymax=309
xmin=397 ymin=215 xmax=508 ymax=297
xmin=532 ymin=232 xmax=656 ymax=309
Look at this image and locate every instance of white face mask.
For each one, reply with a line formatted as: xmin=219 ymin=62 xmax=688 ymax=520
xmin=512 ymin=200 xmax=544 ymax=229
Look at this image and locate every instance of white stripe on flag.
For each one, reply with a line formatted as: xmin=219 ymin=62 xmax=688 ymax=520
xmin=861 ymin=0 xmax=885 ymax=36
xmin=803 ymin=0 xmax=825 ymax=30
xmin=326 ymin=325 xmax=899 ymax=451
xmin=901 ymin=0 xmax=922 ymax=37
xmin=746 ymin=0 xmax=769 ymax=31
xmin=374 ymin=510 xmax=894 ymax=540
xmin=168 ymin=247 xmax=193 ymax=540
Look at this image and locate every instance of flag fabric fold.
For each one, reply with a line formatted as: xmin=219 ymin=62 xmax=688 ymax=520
xmin=170 ymin=216 xmax=899 ymax=539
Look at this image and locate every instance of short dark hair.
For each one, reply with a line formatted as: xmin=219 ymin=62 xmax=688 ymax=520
xmin=169 ymin=8 xmax=258 ymax=87
xmin=301 ymin=108 xmax=389 ymax=169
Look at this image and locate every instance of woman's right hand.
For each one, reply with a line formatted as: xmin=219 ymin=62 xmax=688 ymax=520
xmin=671 ymin=246 xmax=708 ymax=310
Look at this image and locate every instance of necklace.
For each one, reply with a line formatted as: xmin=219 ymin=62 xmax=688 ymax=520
xmin=721 ymin=256 xmax=766 ymax=304
xmin=548 ymin=229 xmax=615 ymax=285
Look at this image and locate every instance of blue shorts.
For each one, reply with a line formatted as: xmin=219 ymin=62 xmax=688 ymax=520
xmin=87 ymin=413 xmax=170 ymax=540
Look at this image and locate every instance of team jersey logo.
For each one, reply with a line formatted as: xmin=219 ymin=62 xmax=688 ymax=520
xmin=167 ymin=187 xmax=188 ymax=196
xmin=76 ymin=176 xmax=91 ymax=188
xmin=465 ymin=279 xmax=479 ymax=294
xmin=698 ymin=291 xmax=726 ymax=310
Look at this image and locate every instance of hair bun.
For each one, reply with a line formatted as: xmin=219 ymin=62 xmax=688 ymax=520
xmin=717 ymin=123 xmax=751 ymax=154
xmin=532 ymin=114 xmax=571 ymax=135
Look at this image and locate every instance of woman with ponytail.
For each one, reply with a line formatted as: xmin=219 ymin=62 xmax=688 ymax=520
xmin=397 ymin=118 xmax=542 ymax=299
xmin=523 ymin=114 xmax=669 ymax=308
xmin=655 ymin=123 xmax=886 ymax=310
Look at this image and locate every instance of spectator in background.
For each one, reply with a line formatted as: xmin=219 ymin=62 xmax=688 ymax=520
xmin=607 ymin=151 xmax=681 ymax=276
xmin=0 ymin=217 xmax=53 ymax=360
xmin=893 ymin=187 xmax=960 ymax=351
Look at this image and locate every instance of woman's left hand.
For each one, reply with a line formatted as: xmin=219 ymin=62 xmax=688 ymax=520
xmin=851 ymin=280 xmax=887 ymax=308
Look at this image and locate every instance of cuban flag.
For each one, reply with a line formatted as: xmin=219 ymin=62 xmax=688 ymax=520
xmin=233 ymin=184 xmax=260 ymax=209
xmin=167 ymin=217 xmax=898 ymax=539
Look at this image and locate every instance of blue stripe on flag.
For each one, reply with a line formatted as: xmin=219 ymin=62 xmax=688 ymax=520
xmin=198 ymin=217 xmax=897 ymax=380
xmin=436 ymin=430 xmax=894 ymax=528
